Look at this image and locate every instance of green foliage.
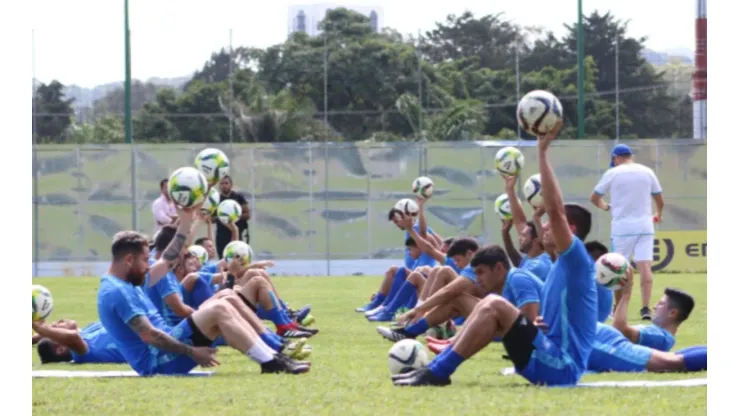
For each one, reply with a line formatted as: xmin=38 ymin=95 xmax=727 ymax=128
xmin=40 ymin=9 xmax=692 ymax=143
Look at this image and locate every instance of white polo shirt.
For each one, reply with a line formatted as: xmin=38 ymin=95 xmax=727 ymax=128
xmin=593 ymin=162 xmax=662 ymax=237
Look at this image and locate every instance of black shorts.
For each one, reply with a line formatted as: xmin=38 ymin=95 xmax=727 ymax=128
xmin=186 ymin=316 xmax=214 ymax=347
xmin=502 ymin=314 xmax=539 ymax=371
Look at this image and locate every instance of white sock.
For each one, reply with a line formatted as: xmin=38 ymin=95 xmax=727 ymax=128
xmin=416 ymin=299 xmax=424 ymax=308
xmin=246 ymin=339 xmax=276 ymax=364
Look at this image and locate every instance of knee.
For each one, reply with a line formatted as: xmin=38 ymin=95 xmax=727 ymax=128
xmin=477 ymin=294 xmax=507 ymax=315
xmin=209 ymin=299 xmax=231 ymax=317
xmin=387 ymin=266 xmax=398 ymax=274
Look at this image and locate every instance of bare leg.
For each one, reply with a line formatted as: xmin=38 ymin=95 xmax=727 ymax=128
xmin=379 ymin=266 xmax=398 ymax=296
xmin=646 ymin=350 xmax=687 ymax=372
xmin=407 ymin=271 xmax=426 ymax=293
xmin=637 ymin=260 xmax=654 ymax=310
xmin=452 ymin=295 xmax=520 ymax=359
xmin=426 ymin=266 xmax=457 ymax=298
xmin=190 ymin=300 xmax=262 ymax=354
xmin=419 ymin=267 xmax=441 ymax=301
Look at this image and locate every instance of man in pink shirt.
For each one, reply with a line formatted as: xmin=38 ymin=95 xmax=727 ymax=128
xmin=152 ymin=179 xmax=178 ymax=233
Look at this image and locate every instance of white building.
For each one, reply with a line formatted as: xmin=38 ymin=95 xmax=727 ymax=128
xmin=288 ymin=3 xmax=382 ymax=36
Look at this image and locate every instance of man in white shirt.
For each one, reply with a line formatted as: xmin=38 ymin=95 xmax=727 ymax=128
xmin=590 ymin=144 xmax=664 ymax=321
xmin=152 ymin=179 xmax=178 ymax=233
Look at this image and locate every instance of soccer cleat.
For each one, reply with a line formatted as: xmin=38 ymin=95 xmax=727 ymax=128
xmin=282 ymin=338 xmax=308 ymax=359
xmin=296 ymin=325 xmax=319 ymax=335
xmin=391 ymin=367 xmax=422 ymax=381
xmin=640 ymin=306 xmax=652 ymax=321
xmin=367 ymin=310 xmax=395 ymax=322
xmin=364 ymin=305 xmax=385 ymax=317
xmin=288 ymin=305 xmax=312 ymax=323
xmin=425 ymin=335 xmax=451 ymax=346
xmin=393 ymin=367 xmax=451 ymax=387
xmin=261 ymin=353 xmax=310 ymax=375
xmin=299 ymin=314 xmax=316 ymax=327
xmin=377 ymin=326 xmax=415 ymax=342
xmin=278 ymin=328 xmax=315 ymax=339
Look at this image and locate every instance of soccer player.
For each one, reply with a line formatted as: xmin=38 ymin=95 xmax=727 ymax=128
xmin=610 ymin=267 xmax=694 ymax=351
xmin=501 ymin=175 xmax=553 ymax=282
xmin=590 ymin=144 xmax=664 ymax=321
xmin=34 ymin=320 xmax=125 ymax=364
xmin=394 ymin=120 xmax=599 ymax=387
xmin=377 ymin=245 xmax=542 ymax=343
xmin=584 ymin=241 xmax=615 ymax=323
xmin=98 ymin=208 xmax=310 ymax=376
xmin=355 ymin=197 xmax=440 ymax=313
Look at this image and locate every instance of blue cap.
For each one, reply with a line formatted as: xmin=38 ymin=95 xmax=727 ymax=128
xmin=609 ymin=144 xmax=632 ymax=167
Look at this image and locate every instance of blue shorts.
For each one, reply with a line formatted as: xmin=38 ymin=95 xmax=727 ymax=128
xmin=153 ymin=319 xmax=198 ymax=375
xmin=517 ymin=330 xmax=583 ymax=386
xmin=588 ymin=342 xmax=652 ymax=373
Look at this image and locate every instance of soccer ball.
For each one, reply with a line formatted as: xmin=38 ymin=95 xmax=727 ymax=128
xmin=32 ymin=285 xmax=53 ymax=322
xmin=167 ymin=167 xmax=208 ymax=208
xmin=201 ymin=187 xmax=221 ymax=216
xmin=223 ymin=241 xmax=253 ymax=266
xmin=517 ymin=90 xmax=563 ymax=136
xmin=388 ymin=339 xmax=430 ymax=376
xmin=394 ymin=198 xmax=419 ymax=217
xmin=495 ymin=147 xmax=524 ymax=176
xmin=188 ymin=245 xmax=208 ymax=265
xmin=217 ymin=199 xmax=242 ymax=225
xmin=523 ymin=173 xmax=542 ymax=206
xmin=595 ymin=253 xmax=630 ymax=291
xmin=195 ymin=148 xmax=230 ymax=185
xmin=494 ymin=193 xmax=519 ymax=220
xmin=412 ymin=176 xmax=434 ymax=199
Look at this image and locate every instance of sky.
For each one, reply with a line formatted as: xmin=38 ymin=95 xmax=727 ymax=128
xmin=31 ymin=0 xmax=699 ymax=87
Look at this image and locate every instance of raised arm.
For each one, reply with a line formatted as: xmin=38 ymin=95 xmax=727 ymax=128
xmin=612 ymin=268 xmax=640 ymax=343
xmin=416 ymin=197 xmax=429 ymax=240
xmin=537 ymin=122 xmax=572 ymax=252
xmin=148 ymin=208 xmax=197 ymax=287
xmin=401 ymin=214 xmax=445 ymax=264
xmin=31 ymin=322 xmax=87 ymax=355
xmin=501 ymin=220 xmax=522 ymax=267
xmin=504 ymin=175 xmax=527 ymax=234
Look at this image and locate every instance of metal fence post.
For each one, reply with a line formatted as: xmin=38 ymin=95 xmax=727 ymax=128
xmin=76 ymin=146 xmax=84 ymax=261
xmin=324 ymin=141 xmax=331 ymax=276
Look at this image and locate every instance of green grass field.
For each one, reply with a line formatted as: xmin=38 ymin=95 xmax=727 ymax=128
xmin=32 ymin=273 xmax=707 ymax=415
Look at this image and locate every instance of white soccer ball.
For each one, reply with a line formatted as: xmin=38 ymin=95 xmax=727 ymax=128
xmin=495 ymin=147 xmax=524 ymax=177
xmin=167 ymin=167 xmax=208 ymax=208
xmin=516 ymin=90 xmax=564 ymax=136
xmin=32 ymin=285 xmax=54 ymax=322
xmin=223 ymin=241 xmax=253 ymax=266
xmin=523 ymin=173 xmax=542 ymax=206
xmin=394 ymin=198 xmax=419 ymax=217
xmin=595 ymin=252 xmax=630 ymax=291
xmin=388 ymin=339 xmax=430 ymax=375
xmin=412 ymin=176 xmax=434 ymax=199
xmin=217 ymin=199 xmax=242 ymax=225
xmin=494 ymin=193 xmax=519 ymax=220
xmin=188 ymin=245 xmax=209 ymax=265
xmin=194 ymin=148 xmax=230 ymax=185
xmin=201 ymin=187 xmax=221 ymax=216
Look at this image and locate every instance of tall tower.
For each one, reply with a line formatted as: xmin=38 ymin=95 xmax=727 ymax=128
xmin=693 ymin=0 xmax=707 ymax=140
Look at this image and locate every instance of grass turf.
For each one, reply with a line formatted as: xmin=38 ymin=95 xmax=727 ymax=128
xmin=32 ymin=273 xmax=707 ymax=415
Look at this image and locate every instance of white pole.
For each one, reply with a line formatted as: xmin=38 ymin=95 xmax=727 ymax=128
xmin=615 ymin=33 xmax=620 ymax=141
xmin=515 ymin=46 xmax=521 ymax=142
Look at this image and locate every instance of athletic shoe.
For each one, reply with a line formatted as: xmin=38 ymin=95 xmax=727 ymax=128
xmin=296 ymin=325 xmax=319 ymax=336
xmin=391 ymin=367 xmax=422 ymax=381
xmin=377 ymin=326 xmax=415 ymax=342
xmin=288 ymin=305 xmax=312 ymax=323
xmin=367 ymin=310 xmax=395 ymax=322
xmin=299 ymin=314 xmax=316 ymax=327
xmin=393 ymin=367 xmax=451 ymax=386
xmin=261 ymin=353 xmax=310 ymax=374
xmin=278 ymin=328 xmax=315 ymax=339
xmin=282 ymin=338 xmax=308 ymax=359
xmin=640 ymin=306 xmax=652 ymax=321
xmin=364 ymin=305 xmax=385 ymax=317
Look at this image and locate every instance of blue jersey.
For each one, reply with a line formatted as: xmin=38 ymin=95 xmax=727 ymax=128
xmin=519 ymin=253 xmax=553 ymax=283
xmin=404 ymin=224 xmax=434 ymax=269
xmin=97 ymin=274 xmax=172 ymax=376
xmin=144 ymin=272 xmax=184 ymax=327
xmin=518 ymin=238 xmax=598 ymax=386
xmin=70 ymin=321 xmax=126 ymax=364
xmin=635 ymin=324 xmax=675 ymax=352
xmin=502 ymin=268 xmax=544 ymax=309
xmin=588 ymin=323 xmax=653 ymax=373
xmin=444 ymin=256 xmax=463 ymax=274
xmin=459 ymin=265 xmax=476 ymax=283
xmin=201 ymin=262 xmax=219 ymax=274
xmin=412 ymin=252 xmax=438 ymax=270
xmin=596 ymin=285 xmax=614 ymax=323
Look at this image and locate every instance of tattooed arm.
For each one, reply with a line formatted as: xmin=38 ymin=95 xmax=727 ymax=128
xmin=128 ymin=315 xmax=194 ymax=357
xmin=148 ymin=209 xmax=196 ymax=287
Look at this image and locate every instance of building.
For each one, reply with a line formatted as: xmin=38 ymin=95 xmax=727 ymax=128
xmin=288 ymin=4 xmax=382 ymax=36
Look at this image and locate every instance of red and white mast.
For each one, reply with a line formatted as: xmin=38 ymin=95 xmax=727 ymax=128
xmin=693 ymin=0 xmax=707 ymax=140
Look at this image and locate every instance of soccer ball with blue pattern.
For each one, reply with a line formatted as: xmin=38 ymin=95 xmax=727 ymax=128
xmin=195 ymin=148 xmax=230 ymax=185
xmin=517 ymin=90 xmax=563 ymax=136
xmin=494 ymin=193 xmax=520 ymax=220
xmin=523 ymin=173 xmax=542 ymax=206
xmin=167 ymin=167 xmax=208 ymax=208
xmin=495 ymin=147 xmax=524 ymax=176
xmin=32 ymin=285 xmax=54 ymax=322
xmin=388 ymin=339 xmax=429 ymax=375
xmin=223 ymin=241 xmax=253 ymax=266
xmin=595 ymin=253 xmax=630 ymax=291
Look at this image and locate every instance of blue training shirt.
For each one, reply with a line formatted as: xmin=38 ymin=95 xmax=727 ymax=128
xmin=144 ymin=272 xmax=185 ymax=327
xmin=412 ymin=252 xmax=438 ymax=270
xmin=201 ymin=262 xmax=219 ymax=274
xmin=444 ymin=256 xmax=463 ymax=274
xmin=459 ymin=265 xmax=476 ymax=283
xmin=97 ymin=273 xmax=173 ymax=376
xmin=519 ymin=253 xmax=553 ymax=283
xmin=587 ymin=323 xmax=653 ymax=373
xmin=501 ymin=268 xmax=544 ymax=309
xmin=518 ymin=237 xmax=598 ymax=386
xmin=596 ymin=285 xmax=614 ymax=323
xmin=635 ymin=324 xmax=676 ymax=352
xmin=70 ymin=321 xmax=126 ymax=364
xmin=404 ymin=224 xmax=434 ymax=269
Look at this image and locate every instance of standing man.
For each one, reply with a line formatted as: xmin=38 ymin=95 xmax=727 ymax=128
xmin=152 ymin=179 xmax=177 ymax=233
xmin=590 ymin=144 xmax=664 ymax=321
xmin=215 ymin=175 xmax=250 ymax=259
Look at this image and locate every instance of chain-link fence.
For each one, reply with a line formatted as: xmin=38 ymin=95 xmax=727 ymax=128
xmin=32 ymin=139 xmax=706 ymax=276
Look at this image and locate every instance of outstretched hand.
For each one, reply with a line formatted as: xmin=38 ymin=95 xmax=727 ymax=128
xmin=536 ymin=119 xmax=563 ymax=152
xmin=503 ymin=174 xmax=517 ymax=192
xmin=191 ymin=346 xmax=220 ymax=367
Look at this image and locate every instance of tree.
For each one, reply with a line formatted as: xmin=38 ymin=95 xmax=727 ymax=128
xmin=33 ymin=80 xmax=75 ymax=143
